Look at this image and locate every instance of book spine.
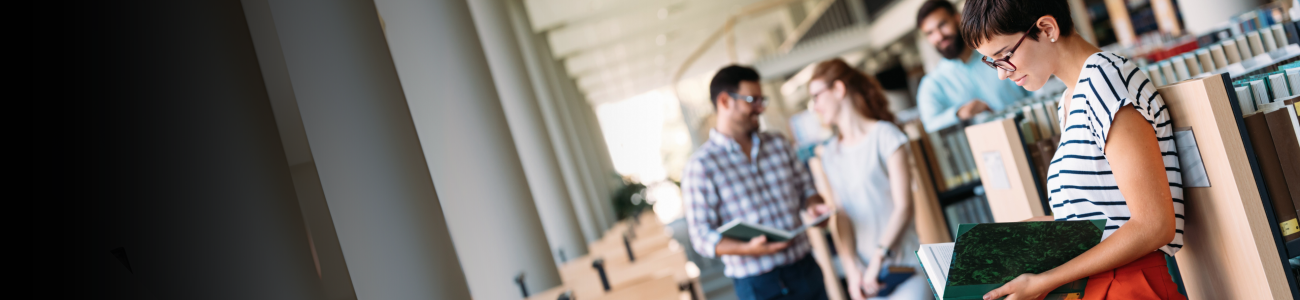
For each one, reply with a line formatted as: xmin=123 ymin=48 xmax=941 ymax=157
xmin=1266 ymin=109 xmax=1300 ymax=217
xmin=1237 ymin=86 xmax=1256 ymax=115
xmin=1271 ymin=74 xmax=1293 ymax=99
xmin=1197 ymin=50 xmax=1215 ymax=75
xmin=1210 ymin=44 xmax=1229 ymax=70
xmin=1286 ymin=68 xmax=1300 ymax=98
xmin=1161 ymin=61 xmax=1177 ymax=85
xmin=1290 ymin=100 xmax=1299 ymax=146
xmin=1245 ymin=113 xmax=1300 ymax=241
xmin=1289 ymin=21 xmax=1300 ymax=45
xmin=1273 ymin=25 xmax=1290 ymax=48
xmin=931 ymin=134 xmax=956 ymax=190
xmin=1148 ymin=66 xmax=1166 ymax=87
xmin=1262 ymin=28 xmax=1279 ymax=53
xmin=1252 ymin=80 xmax=1272 ymax=106
xmin=1237 ymin=36 xmax=1254 ymax=60
xmin=955 ymin=130 xmax=980 ymax=182
xmin=1224 ymin=39 xmax=1243 ymax=65
xmin=1182 ymin=53 xmax=1202 ymax=77
xmin=925 ymin=136 xmax=949 ymax=191
xmin=1249 ymin=31 xmax=1267 ymax=56
xmin=1172 ymin=56 xmax=1191 ymax=81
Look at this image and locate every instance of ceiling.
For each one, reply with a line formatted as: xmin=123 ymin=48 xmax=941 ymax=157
xmin=520 ymin=0 xmax=935 ymax=105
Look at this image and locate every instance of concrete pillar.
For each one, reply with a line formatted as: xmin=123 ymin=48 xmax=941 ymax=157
xmin=531 ymin=36 xmax=615 ymax=232
xmin=1179 ymin=0 xmax=1262 ymax=35
xmin=505 ymin=0 xmax=602 ymax=244
xmin=243 ymin=2 xmax=359 ymax=299
xmin=574 ymin=94 xmax=624 ymax=215
xmin=561 ymin=77 xmax=619 ymax=227
xmin=240 ymin=0 xmax=473 ymax=299
xmin=50 ymin=1 xmax=325 ymax=298
xmin=465 ymin=0 xmax=588 ymax=264
xmin=374 ymin=0 xmax=562 ymax=297
xmin=287 ymin=163 xmax=357 ymax=300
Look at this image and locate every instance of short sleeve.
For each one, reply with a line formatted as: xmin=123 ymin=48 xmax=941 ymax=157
xmin=876 ymin=122 xmax=910 ymax=161
xmin=1078 ymin=53 xmax=1143 ymax=152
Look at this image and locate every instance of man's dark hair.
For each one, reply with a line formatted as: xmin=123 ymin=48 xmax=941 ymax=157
xmin=960 ymin=0 xmax=1074 ymax=49
xmin=916 ymin=0 xmax=957 ymax=28
xmin=708 ymin=65 xmax=760 ymax=108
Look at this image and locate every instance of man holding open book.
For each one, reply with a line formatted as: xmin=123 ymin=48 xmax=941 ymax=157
xmin=682 ymin=65 xmax=833 ymax=300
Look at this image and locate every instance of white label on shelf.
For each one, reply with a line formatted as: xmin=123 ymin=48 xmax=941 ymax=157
xmin=1226 ymin=63 xmax=1246 ymax=77
xmin=1254 ymin=55 xmax=1273 ymax=66
xmin=980 ymin=151 xmax=1011 ymax=190
xmin=1287 ymin=44 xmax=1300 ymax=56
xmin=1173 ymin=128 xmax=1210 ymax=188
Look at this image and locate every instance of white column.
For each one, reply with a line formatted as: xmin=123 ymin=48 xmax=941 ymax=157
xmin=466 ymin=0 xmax=589 ymax=263
xmin=560 ymin=76 xmax=619 ymax=227
xmin=374 ymin=0 xmax=562 ymax=297
xmin=1179 ymin=0 xmax=1263 ymax=35
xmin=505 ymin=0 xmax=601 ymax=244
xmin=240 ymin=0 xmax=473 ymax=299
xmin=537 ymin=44 xmax=615 ymax=232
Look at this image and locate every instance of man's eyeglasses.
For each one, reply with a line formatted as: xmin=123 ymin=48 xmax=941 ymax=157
xmin=728 ymin=92 xmax=767 ymax=106
xmin=982 ymin=24 xmax=1037 ymax=72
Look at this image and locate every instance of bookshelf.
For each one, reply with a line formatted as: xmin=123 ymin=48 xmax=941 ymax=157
xmin=1157 ymin=73 xmax=1297 ymax=299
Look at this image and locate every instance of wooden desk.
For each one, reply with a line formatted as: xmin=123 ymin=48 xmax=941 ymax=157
xmin=589 ymin=232 xmax=675 ymax=265
xmin=525 ymin=286 xmax=568 ymax=300
xmin=561 ymin=246 xmax=693 ymax=300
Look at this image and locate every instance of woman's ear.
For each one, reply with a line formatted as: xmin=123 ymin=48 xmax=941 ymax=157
xmin=1037 ymin=16 xmax=1059 ymax=42
xmin=832 ymin=80 xmax=847 ymax=100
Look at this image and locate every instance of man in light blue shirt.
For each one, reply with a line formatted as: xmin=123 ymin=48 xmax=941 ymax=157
xmin=915 ymin=0 xmax=1030 ymax=132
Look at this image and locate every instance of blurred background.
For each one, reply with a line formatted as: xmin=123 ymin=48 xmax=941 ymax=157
xmin=39 ymin=0 xmax=1291 ymax=299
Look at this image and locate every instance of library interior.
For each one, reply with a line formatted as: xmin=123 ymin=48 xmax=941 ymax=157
xmin=39 ymin=0 xmax=1300 ymax=299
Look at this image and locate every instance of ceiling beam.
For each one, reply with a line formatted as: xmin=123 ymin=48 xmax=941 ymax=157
xmin=753 ymin=0 xmax=927 ymax=78
xmin=524 ymin=0 xmax=686 ymax=33
xmin=545 ymin=0 xmax=766 ymax=58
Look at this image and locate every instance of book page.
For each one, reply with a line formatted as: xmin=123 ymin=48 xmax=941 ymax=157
xmin=919 ymin=243 xmax=955 ymax=297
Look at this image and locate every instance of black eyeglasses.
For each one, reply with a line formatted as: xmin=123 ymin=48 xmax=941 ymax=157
xmin=982 ymin=24 xmax=1037 ymax=72
xmin=727 ymin=92 xmax=767 ymax=106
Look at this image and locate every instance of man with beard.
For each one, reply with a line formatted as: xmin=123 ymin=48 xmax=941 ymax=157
xmin=682 ymin=65 xmax=832 ymax=300
xmin=915 ymin=0 xmax=1031 ymax=132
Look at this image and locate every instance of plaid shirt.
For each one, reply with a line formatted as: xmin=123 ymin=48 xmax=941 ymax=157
xmin=682 ymin=129 xmax=817 ymax=278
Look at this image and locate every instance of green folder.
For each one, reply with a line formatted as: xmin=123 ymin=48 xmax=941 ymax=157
xmin=920 ymin=219 xmax=1105 ymax=300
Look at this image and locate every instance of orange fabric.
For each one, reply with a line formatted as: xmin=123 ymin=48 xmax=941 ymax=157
xmin=1081 ymin=251 xmax=1186 ymax=300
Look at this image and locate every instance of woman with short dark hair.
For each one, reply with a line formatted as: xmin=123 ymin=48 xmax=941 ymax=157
xmin=959 ymin=0 xmax=1186 ymax=299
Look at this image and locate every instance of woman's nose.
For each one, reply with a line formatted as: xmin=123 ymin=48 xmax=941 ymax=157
xmin=999 ymin=68 xmax=1012 ymax=80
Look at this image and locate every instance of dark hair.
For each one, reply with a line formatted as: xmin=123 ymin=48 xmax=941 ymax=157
xmin=916 ymin=0 xmax=957 ymax=28
xmin=960 ymin=0 xmax=1073 ymax=49
xmin=708 ymin=65 xmax=760 ymax=108
xmin=810 ymin=59 xmax=895 ymax=123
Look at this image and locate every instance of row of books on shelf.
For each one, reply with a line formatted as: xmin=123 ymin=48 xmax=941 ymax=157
xmin=1145 ymin=20 xmax=1300 ymax=88
xmin=925 ymin=125 xmax=979 ymax=192
xmin=940 ymin=195 xmax=993 ymax=242
xmin=1231 ymin=61 xmax=1300 ymax=251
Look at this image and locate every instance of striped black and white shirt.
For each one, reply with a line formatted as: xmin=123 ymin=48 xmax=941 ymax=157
xmin=1047 ymin=52 xmax=1184 ymax=256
